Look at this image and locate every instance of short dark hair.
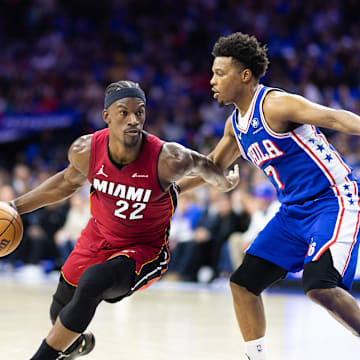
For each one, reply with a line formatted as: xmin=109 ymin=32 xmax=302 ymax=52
xmin=212 ymin=32 xmax=269 ymax=80
xmin=105 ymin=80 xmax=145 ymax=96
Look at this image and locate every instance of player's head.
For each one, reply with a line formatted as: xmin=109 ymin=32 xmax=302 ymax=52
xmin=102 ymin=80 xmax=146 ymax=148
xmin=210 ymin=32 xmax=269 ymax=106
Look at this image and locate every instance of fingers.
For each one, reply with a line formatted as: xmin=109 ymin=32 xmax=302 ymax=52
xmin=228 ymin=164 xmax=239 ymax=177
xmin=228 ymin=164 xmax=239 ymax=179
xmin=234 ymin=164 xmax=239 ymax=175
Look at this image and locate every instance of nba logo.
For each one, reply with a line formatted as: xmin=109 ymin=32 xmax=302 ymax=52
xmin=257 ymin=345 xmax=263 ymax=352
xmin=251 ymin=118 xmax=259 ymax=128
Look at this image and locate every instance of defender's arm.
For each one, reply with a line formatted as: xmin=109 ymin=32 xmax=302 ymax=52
xmin=264 ymin=91 xmax=360 ymax=134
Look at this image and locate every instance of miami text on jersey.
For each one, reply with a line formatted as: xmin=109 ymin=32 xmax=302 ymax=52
xmin=93 ymin=178 xmax=152 ymax=202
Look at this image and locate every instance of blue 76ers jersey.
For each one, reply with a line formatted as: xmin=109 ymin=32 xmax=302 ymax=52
xmin=232 ymin=85 xmax=356 ymax=204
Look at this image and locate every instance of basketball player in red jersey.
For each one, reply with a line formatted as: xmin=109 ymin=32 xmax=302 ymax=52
xmin=10 ymin=80 xmax=239 ymax=360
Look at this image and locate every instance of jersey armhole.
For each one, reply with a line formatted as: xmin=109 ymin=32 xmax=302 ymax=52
xmin=260 ymin=89 xmax=292 ymax=139
xmin=156 ymin=143 xmax=167 ymax=192
xmin=88 ymin=133 xmax=97 ymax=183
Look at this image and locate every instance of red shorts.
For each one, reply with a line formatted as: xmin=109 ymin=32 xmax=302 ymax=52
xmin=61 ymin=218 xmax=170 ymax=292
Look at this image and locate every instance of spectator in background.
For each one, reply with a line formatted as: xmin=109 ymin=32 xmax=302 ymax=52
xmin=229 ymin=181 xmax=280 ymax=269
xmin=11 ymin=168 xmax=68 ymax=274
xmin=20 ymin=202 xmax=68 ymax=274
xmin=12 ymin=164 xmax=32 ymax=196
xmin=55 ymin=192 xmax=90 ymax=264
xmin=165 ymin=191 xmax=203 ymax=281
xmin=185 ymin=191 xmax=250 ymax=283
xmin=0 ymin=184 xmax=15 ymax=202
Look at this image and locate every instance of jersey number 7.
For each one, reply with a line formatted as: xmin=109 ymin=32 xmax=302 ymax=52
xmin=264 ymin=165 xmax=284 ymax=190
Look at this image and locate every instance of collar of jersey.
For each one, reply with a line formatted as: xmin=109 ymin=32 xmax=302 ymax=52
xmin=235 ymin=84 xmax=263 ymax=134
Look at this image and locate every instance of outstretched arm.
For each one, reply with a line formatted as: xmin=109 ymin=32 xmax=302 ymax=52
xmin=12 ymin=135 xmax=92 ymax=214
xmin=264 ymin=91 xmax=360 ymax=134
xmin=174 ymin=116 xmax=241 ymax=193
xmin=158 ymin=128 xmax=240 ymax=193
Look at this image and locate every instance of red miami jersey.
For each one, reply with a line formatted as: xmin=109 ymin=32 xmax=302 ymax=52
xmin=87 ymin=128 xmax=177 ymax=249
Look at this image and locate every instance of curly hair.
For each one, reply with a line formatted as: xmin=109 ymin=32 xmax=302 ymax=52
xmin=105 ymin=80 xmax=145 ymax=96
xmin=212 ymin=32 xmax=269 ymax=80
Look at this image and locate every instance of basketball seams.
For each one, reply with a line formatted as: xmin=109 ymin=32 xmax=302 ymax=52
xmin=0 ymin=207 xmax=17 ymax=218
xmin=0 ymin=219 xmax=22 ymax=256
xmin=0 ymin=217 xmax=15 ymax=238
xmin=12 ymin=213 xmax=23 ymax=230
xmin=6 ymin=223 xmax=18 ymax=254
xmin=0 ymin=207 xmax=17 ymax=238
xmin=0 ymin=204 xmax=23 ymax=257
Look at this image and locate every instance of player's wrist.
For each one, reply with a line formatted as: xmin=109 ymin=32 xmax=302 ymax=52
xmin=174 ymin=183 xmax=181 ymax=194
xmin=9 ymin=200 xmax=17 ymax=212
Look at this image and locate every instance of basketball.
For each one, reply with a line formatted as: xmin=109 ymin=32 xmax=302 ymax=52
xmin=0 ymin=201 xmax=23 ymax=257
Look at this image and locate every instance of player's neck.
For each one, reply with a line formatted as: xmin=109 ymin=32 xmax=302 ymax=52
xmin=108 ymin=135 xmax=143 ymax=165
xmin=234 ymin=83 xmax=259 ymax=117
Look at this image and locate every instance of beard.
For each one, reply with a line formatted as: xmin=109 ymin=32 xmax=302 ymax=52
xmin=123 ymin=132 xmax=142 ymax=148
xmin=124 ymin=137 xmax=140 ymax=148
xmin=218 ymin=100 xmax=225 ymax=108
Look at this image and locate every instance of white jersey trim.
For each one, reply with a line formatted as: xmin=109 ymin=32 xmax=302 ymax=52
xmin=259 ymin=88 xmax=291 ymax=139
xmin=231 ymin=110 xmax=250 ymax=161
xmin=235 ymin=85 xmax=263 ymax=133
xmin=313 ymin=178 xmax=360 ymax=276
xmin=291 ymin=125 xmax=350 ymax=186
xmin=310 ymin=125 xmax=351 ymax=174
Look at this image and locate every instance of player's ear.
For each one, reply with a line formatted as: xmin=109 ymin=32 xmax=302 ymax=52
xmin=102 ymin=109 xmax=110 ymax=125
xmin=242 ymin=69 xmax=252 ymax=83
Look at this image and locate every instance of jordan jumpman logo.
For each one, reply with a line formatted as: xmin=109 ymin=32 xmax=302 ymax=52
xmin=96 ymin=165 xmax=108 ymax=177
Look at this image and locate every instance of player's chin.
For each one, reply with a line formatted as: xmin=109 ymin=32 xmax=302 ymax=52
xmin=216 ymin=95 xmax=229 ymax=108
xmin=218 ymin=100 xmax=226 ymax=108
xmin=124 ymin=136 xmax=140 ymax=147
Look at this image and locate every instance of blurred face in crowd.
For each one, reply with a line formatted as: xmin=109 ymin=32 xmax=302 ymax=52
xmin=70 ymin=193 xmax=87 ymax=209
xmin=210 ymin=56 xmax=252 ymax=106
xmin=217 ymin=193 xmax=233 ymax=216
xmin=0 ymin=185 xmax=15 ymax=202
xmin=103 ymin=97 xmax=146 ymax=148
xmin=13 ymin=164 xmax=31 ymax=181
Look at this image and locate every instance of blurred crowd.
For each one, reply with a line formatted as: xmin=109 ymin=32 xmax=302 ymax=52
xmin=0 ymin=0 xmax=360 ymax=281
xmin=0 ymin=164 xmax=90 ymax=279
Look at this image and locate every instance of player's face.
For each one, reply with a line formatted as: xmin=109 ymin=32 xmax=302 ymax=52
xmin=103 ymin=97 xmax=146 ymax=147
xmin=210 ymin=57 xmax=244 ymax=106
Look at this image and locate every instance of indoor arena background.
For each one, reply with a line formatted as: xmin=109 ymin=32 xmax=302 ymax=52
xmin=1 ymin=1 xmax=360 ymax=359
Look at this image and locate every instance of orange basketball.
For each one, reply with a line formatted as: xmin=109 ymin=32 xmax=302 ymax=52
xmin=0 ymin=201 xmax=23 ymax=257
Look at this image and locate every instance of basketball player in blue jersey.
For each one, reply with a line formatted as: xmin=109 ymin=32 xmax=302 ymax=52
xmin=177 ymin=32 xmax=360 ymax=359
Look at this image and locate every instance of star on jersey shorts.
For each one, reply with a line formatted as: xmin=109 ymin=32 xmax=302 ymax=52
xmin=246 ymin=185 xmax=360 ymax=290
xmin=61 ymin=217 xmax=170 ymax=294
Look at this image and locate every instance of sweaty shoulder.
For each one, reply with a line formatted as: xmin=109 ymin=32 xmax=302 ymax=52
xmin=68 ymin=134 xmax=92 ymax=176
xmin=262 ymin=90 xmax=300 ymax=133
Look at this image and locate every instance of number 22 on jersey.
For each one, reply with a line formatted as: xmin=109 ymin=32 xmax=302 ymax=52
xmin=114 ymin=200 xmax=146 ymax=220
